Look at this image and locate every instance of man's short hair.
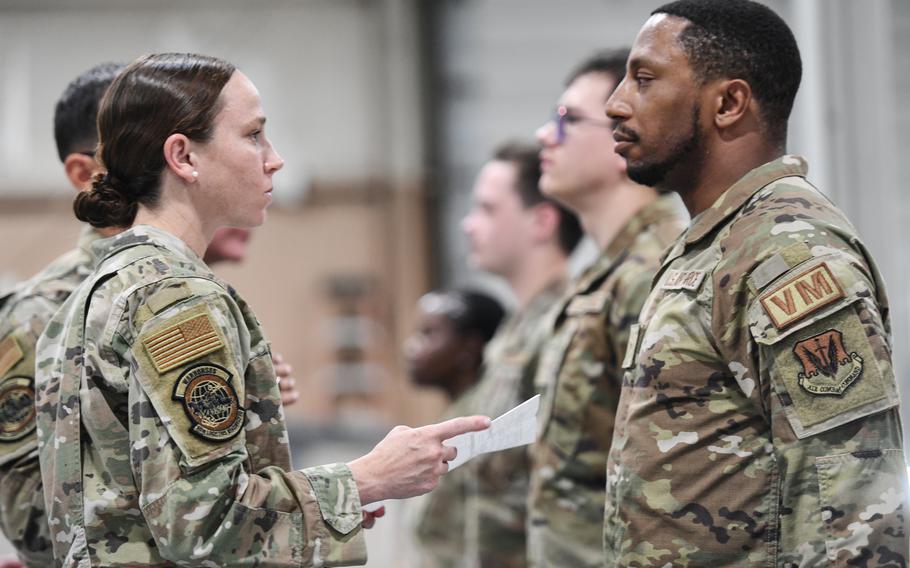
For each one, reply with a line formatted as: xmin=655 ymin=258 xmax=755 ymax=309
xmin=565 ymin=48 xmax=631 ymax=91
xmin=653 ymin=0 xmax=801 ymax=143
xmin=54 ymin=62 xmax=125 ymax=162
xmin=493 ymin=142 xmax=583 ymax=255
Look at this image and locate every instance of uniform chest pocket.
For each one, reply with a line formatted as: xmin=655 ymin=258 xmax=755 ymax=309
xmin=621 ymin=324 xmax=643 ymax=370
xmin=536 ymin=319 xmax=579 ymax=435
xmin=540 ymin=314 xmax=612 ymax=472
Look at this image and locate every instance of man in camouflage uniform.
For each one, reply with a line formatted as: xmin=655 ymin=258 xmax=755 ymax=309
xmin=446 ymin=143 xmax=582 ymax=567
xmin=0 ymin=62 xmax=123 ymax=567
xmin=527 ymin=51 xmax=687 ymax=567
xmin=603 ymin=1 xmax=909 ymax=565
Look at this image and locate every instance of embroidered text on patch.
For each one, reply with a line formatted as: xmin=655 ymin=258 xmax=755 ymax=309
xmin=172 ymin=363 xmax=244 ymax=441
xmin=143 ymin=313 xmax=224 ymax=373
xmin=0 ymin=377 xmax=36 ymax=442
xmin=792 ymin=329 xmax=863 ymax=395
xmin=759 ymin=263 xmax=844 ymax=329
xmin=662 ymin=270 xmax=706 ymax=291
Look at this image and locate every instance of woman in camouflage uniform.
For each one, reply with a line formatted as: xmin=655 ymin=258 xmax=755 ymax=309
xmin=34 ymin=53 xmax=489 ymax=567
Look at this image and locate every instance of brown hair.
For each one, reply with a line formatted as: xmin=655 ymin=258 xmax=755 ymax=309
xmin=74 ymin=53 xmax=236 ymax=228
xmin=493 ymin=142 xmax=583 ymax=255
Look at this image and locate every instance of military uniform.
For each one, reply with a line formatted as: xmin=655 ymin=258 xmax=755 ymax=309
xmin=461 ymin=279 xmax=566 ymax=568
xmin=527 ymin=195 xmax=686 ymax=567
xmin=411 ymin=389 xmax=479 ymax=568
xmin=603 ymin=156 xmax=909 ymax=566
xmin=35 ymin=226 xmax=366 ymax=567
xmin=0 ymin=227 xmax=101 ymax=566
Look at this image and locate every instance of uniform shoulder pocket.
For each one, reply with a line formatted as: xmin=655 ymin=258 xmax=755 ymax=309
xmin=133 ymin=294 xmax=247 ymax=468
xmin=0 ymin=330 xmax=38 ymax=465
xmin=747 ymin=258 xmax=897 ymax=439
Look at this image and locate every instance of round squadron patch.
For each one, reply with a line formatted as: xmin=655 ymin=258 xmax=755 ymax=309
xmin=173 ymin=363 xmax=244 ymax=441
xmin=0 ymin=376 xmax=37 ymax=442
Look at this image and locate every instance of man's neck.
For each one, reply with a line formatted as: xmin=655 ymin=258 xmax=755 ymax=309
xmin=505 ymin=246 xmax=568 ymax=310
xmin=677 ymin=138 xmax=783 ymax=217
xmin=574 ymin=180 xmax=658 ymax=251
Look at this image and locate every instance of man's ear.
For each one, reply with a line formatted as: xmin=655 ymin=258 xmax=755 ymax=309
xmin=63 ymin=153 xmax=100 ymax=192
xmin=163 ymin=133 xmax=198 ymax=183
xmin=712 ymin=78 xmax=752 ymax=130
xmin=531 ymin=202 xmax=561 ymax=245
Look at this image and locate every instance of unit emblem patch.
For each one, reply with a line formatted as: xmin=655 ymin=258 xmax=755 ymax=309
xmin=173 ymin=363 xmax=244 ymax=441
xmin=792 ymin=329 xmax=864 ymax=396
xmin=0 ymin=376 xmax=36 ymax=442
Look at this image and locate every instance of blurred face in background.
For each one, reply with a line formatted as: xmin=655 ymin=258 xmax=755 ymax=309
xmin=461 ymin=160 xmax=536 ymax=277
xmin=403 ymin=303 xmax=475 ymax=389
xmin=537 ymin=72 xmax=626 ymax=205
xmin=204 ymin=227 xmax=253 ymax=265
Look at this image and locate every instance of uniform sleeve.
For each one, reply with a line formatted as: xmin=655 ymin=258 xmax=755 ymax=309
xmin=0 ymin=298 xmax=56 ymax=565
xmin=127 ymin=281 xmax=366 ymax=566
xmin=745 ymin=251 xmax=908 ymax=565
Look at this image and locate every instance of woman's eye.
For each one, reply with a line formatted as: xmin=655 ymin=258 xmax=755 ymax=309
xmin=249 ymin=130 xmax=261 ymax=142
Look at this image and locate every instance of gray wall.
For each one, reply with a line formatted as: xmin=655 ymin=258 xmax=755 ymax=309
xmin=0 ymin=0 xmax=424 ymax=203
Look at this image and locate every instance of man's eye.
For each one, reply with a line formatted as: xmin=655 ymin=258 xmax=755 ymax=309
xmin=635 ymin=75 xmax=653 ymax=86
xmin=249 ymin=130 xmax=261 ymax=141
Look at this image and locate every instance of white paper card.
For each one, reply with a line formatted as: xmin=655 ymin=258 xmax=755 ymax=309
xmin=443 ymin=394 xmax=540 ymax=470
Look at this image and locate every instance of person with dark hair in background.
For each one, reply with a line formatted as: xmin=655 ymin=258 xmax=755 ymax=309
xmin=527 ymin=49 xmax=687 ymax=567
xmin=459 ymin=142 xmax=582 ymax=566
xmin=405 ymin=289 xmax=505 ymax=567
xmin=33 ymin=53 xmax=490 ymax=567
xmin=0 ymin=61 xmax=123 ymax=568
xmin=603 ymin=0 xmax=908 ymax=565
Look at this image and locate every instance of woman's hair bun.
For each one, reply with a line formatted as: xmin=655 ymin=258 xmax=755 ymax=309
xmin=73 ymin=171 xmax=138 ymax=228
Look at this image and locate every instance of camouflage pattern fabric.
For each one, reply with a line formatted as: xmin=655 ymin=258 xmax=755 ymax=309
xmin=35 ymin=225 xmax=366 ymax=567
xmin=461 ymin=279 xmax=566 ymax=568
xmin=603 ymin=156 xmax=909 ymax=566
xmin=411 ymin=389 xmax=479 ymax=568
xmin=0 ymin=227 xmax=101 ymax=566
xmin=528 ymin=195 xmax=686 ymax=567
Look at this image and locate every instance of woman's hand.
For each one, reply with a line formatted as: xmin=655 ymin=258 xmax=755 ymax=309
xmin=348 ymin=415 xmax=490 ymax=505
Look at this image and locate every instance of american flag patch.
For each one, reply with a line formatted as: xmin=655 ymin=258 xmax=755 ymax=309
xmin=0 ymin=335 xmax=24 ymax=377
xmin=143 ymin=313 xmax=224 ymax=374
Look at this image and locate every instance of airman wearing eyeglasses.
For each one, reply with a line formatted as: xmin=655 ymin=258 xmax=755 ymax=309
xmin=459 ymin=143 xmax=583 ymax=567
xmin=526 ymin=49 xmax=688 ymax=567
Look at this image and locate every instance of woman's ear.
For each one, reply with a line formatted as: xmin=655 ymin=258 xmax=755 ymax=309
xmin=163 ymin=133 xmax=198 ymax=184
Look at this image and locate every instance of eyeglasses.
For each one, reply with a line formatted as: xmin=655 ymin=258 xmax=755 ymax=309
xmin=552 ymin=105 xmax=614 ymax=144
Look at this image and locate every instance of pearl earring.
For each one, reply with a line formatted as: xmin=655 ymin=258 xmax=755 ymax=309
xmin=192 ymin=170 xmax=199 ymax=178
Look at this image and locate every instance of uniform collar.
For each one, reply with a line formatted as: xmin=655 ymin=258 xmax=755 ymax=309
xmin=92 ymin=224 xmax=205 ymax=267
xmin=683 ymin=155 xmax=809 ymax=246
xmin=77 ymin=226 xmax=107 ymax=266
xmin=576 ymin=193 xmax=685 ymax=293
xmin=604 ymin=193 xmax=685 ymax=260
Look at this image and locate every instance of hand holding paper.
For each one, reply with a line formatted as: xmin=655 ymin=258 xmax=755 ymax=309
xmin=443 ymin=394 xmax=540 ymax=470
